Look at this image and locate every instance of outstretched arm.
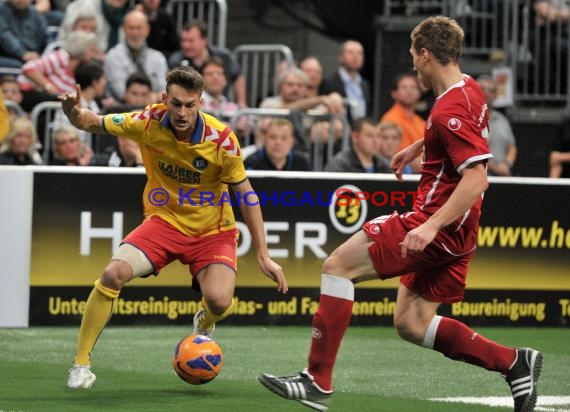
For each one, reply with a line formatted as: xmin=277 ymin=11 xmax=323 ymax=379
xmin=231 ymin=179 xmax=288 ymax=293
xmin=58 ymin=85 xmax=105 ymax=134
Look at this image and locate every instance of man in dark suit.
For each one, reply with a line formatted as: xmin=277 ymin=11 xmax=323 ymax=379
xmin=320 ymin=40 xmax=371 ymax=124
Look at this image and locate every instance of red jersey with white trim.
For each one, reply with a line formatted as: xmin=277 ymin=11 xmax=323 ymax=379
xmin=413 ymin=75 xmax=492 ymax=252
xmin=103 ymin=104 xmax=246 ymax=237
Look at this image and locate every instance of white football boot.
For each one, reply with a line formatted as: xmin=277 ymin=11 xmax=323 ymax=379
xmin=67 ymin=363 xmax=96 ymax=389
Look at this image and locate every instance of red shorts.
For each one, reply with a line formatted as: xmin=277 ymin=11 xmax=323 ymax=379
xmin=362 ymin=211 xmax=475 ymax=303
xmin=122 ymin=216 xmax=238 ymax=277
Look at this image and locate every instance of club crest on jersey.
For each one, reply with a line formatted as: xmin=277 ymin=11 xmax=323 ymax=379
xmin=193 ymin=157 xmax=208 ymax=170
xmin=447 ymin=118 xmax=462 ymax=131
xmin=111 ymin=114 xmax=125 ymax=125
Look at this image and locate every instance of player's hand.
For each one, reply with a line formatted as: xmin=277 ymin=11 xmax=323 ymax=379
xmin=58 ymin=84 xmax=83 ymax=118
xmin=399 ymin=221 xmax=438 ymax=258
xmin=258 ymin=255 xmax=288 ymax=294
xmin=391 ymin=140 xmax=423 ymax=182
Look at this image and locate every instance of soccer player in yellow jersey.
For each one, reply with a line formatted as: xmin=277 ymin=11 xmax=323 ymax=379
xmin=60 ymin=66 xmax=288 ymax=389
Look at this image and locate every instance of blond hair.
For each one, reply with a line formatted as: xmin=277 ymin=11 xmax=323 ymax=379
xmin=0 ymin=117 xmax=38 ymax=155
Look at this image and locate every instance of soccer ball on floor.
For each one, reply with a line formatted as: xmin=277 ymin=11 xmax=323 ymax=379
xmin=172 ymin=334 xmax=223 ymax=385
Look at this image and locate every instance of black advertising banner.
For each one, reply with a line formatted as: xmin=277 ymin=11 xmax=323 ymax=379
xmin=30 ymin=170 xmax=570 ymax=326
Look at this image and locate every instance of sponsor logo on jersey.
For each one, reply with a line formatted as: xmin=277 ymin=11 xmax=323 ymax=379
xmin=193 ymin=157 xmax=208 ymax=170
xmin=111 ymin=114 xmax=125 ymax=125
xmin=447 ymin=118 xmax=462 ymax=131
xmin=158 ymin=160 xmax=201 ymax=184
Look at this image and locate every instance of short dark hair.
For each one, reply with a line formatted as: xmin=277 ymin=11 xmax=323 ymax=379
xmin=351 ymin=117 xmax=377 ymax=133
xmin=126 ymin=71 xmax=152 ymax=90
xmin=391 ymin=72 xmax=419 ymax=91
xmin=74 ymin=60 xmax=104 ymax=89
xmin=201 ymin=57 xmax=225 ymax=74
xmin=182 ymin=20 xmax=208 ymax=38
xmin=166 ymin=66 xmax=205 ymax=93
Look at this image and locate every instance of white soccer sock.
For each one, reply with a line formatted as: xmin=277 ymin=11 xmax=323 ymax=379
xmin=320 ymin=274 xmax=354 ymax=301
xmin=422 ymin=315 xmax=443 ymax=349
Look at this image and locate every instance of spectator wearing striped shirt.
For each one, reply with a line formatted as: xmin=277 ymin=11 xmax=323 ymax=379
xmin=18 ymin=31 xmax=99 ymax=112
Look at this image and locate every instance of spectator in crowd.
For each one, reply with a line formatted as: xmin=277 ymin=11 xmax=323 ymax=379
xmin=122 ymin=72 xmax=153 ymax=109
xmin=0 ymin=117 xmax=42 ymax=165
xmin=324 ymin=117 xmax=391 ymax=173
xmin=377 ymin=122 xmax=413 ymax=175
xmin=18 ymin=31 xmax=99 ymax=112
xmin=381 ymin=72 xmax=425 ymax=150
xmin=200 ymin=57 xmax=239 ymax=120
xmin=107 ymin=137 xmax=143 ymax=167
xmin=260 ymin=67 xmax=345 ymax=147
xmin=244 ymin=118 xmax=311 ymax=171
xmin=0 ymin=0 xmax=48 ymax=69
xmin=50 ymin=126 xmax=106 ymax=166
xmin=54 ymin=61 xmax=107 ymax=146
xmin=1 ymin=76 xmax=25 ymax=122
xmin=70 ymin=13 xmax=98 ymax=34
xmin=300 ymin=56 xmax=325 ymax=98
xmin=104 ymin=10 xmax=168 ymax=103
xmin=74 ymin=61 xmax=107 ymax=114
xmin=241 ymin=117 xmax=270 ymax=160
xmin=1 ymin=76 xmax=24 ymax=107
xmin=61 ymin=13 xmax=106 ymax=62
xmin=34 ymin=0 xmax=65 ymax=26
xmin=0 ymin=89 xmax=10 ymax=143
xmin=380 ymin=72 xmax=425 ymax=171
xmin=135 ymin=0 xmax=178 ymax=58
xmin=550 ymin=115 xmax=570 ymax=178
xmin=58 ymin=0 xmax=129 ymax=52
xmin=321 ymin=40 xmax=371 ymax=122
xmin=168 ymin=20 xmax=247 ymax=107
xmin=477 ymin=75 xmax=517 ymax=176
xmin=97 ymin=72 xmax=153 ymax=162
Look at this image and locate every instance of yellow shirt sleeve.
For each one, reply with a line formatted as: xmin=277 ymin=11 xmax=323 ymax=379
xmin=220 ymin=131 xmax=247 ymax=184
xmin=103 ymin=110 xmax=149 ymax=144
xmin=0 ymin=89 xmax=9 ymax=143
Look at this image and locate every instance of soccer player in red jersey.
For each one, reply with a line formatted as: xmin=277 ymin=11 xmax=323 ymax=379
xmin=258 ymin=16 xmax=541 ymax=412
xmin=59 ymin=66 xmax=288 ymax=389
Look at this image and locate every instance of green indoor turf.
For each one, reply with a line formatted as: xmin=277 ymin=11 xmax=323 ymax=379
xmin=0 ymin=326 xmax=568 ymax=411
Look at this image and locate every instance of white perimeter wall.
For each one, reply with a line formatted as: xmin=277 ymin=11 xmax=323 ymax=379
xmin=0 ymin=167 xmax=33 ymax=327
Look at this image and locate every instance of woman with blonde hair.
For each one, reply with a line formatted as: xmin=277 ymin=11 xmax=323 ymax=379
xmin=0 ymin=117 xmax=43 ymax=165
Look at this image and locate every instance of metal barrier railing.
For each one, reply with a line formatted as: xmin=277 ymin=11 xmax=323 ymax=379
xmin=383 ymin=0 xmax=445 ymax=16
xmin=4 ymin=100 xmax=26 ymax=119
xmin=167 ymin=0 xmax=227 ymax=48
xmin=229 ymin=108 xmax=350 ymax=172
xmin=511 ymin=0 xmax=570 ymax=106
xmin=232 ymin=44 xmax=295 ymax=109
xmin=29 ymin=101 xmax=67 ymax=164
xmin=444 ymin=0 xmax=512 ymax=58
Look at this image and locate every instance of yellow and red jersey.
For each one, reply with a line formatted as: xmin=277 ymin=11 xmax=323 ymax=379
xmin=103 ymin=104 xmax=246 ymax=236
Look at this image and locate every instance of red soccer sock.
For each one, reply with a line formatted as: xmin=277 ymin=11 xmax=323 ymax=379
xmin=307 ymin=274 xmax=354 ymax=392
xmin=432 ymin=316 xmax=516 ymax=374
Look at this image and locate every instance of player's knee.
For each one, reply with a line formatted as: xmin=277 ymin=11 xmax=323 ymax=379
xmin=394 ymin=314 xmax=422 ymax=344
xmin=100 ymin=262 xmax=132 ymax=290
xmin=204 ymin=295 xmax=233 ymax=315
xmin=322 ymin=250 xmax=346 ymax=275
